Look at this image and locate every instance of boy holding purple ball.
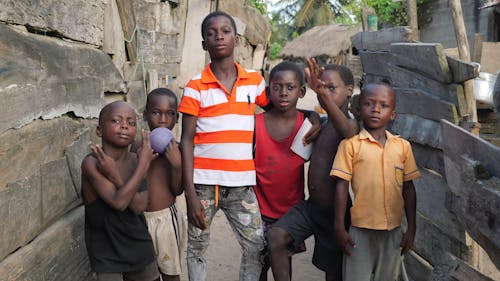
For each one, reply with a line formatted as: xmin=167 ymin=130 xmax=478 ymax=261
xmin=134 ymin=88 xmax=187 ymax=281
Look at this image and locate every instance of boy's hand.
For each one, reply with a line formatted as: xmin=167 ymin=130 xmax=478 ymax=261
xmin=400 ymin=228 xmax=415 ymax=255
xmin=90 ymin=144 xmax=122 ymax=187
xmin=334 ymin=228 xmax=356 ymax=256
xmin=305 ymin=57 xmax=326 ymax=96
xmin=137 ymin=129 xmax=158 ymax=164
xmin=303 ymin=113 xmax=321 ymax=144
xmin=186 ymin=195 xmax=207 ymax=230
xmin=164 ymin=140 xmax=181 ymax=168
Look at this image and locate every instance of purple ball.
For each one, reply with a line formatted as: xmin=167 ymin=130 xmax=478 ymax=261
xmin=150 ymin=127 xmax=174 ymax=154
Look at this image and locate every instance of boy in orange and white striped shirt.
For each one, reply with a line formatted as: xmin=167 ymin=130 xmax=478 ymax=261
xmin=179 ymin=11 xmax=269 ymax=281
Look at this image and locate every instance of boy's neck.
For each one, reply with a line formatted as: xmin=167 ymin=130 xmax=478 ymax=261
xmin=210 ymin=56 xmax=236 ymax=77
xmin=266 ymin=107 xmax=298 ymax=120
xmin=364 ymin=126 xmax=387 ymax=146
xmin=101 ymin=142 xmax=129 ymax=161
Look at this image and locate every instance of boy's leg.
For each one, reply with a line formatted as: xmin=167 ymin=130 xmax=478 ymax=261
xmin=145 ymin=205 xmax=186 ymax=281
xmin=372 ymin=227 xmax=403 ymax=281
xmin=308 ymin=204 xmax=344 ymax=281
xmin=220 ymin=186 xmax=265 ymax=281
xmin=122 ymin=261 xmax=161 ymax=281
xmin=343 ymin=226 xmax=376 ymax=281
xmin=186 ymin=185 xmax=218 ymax=281
xmin=268 ymin=201 xmax=313 ymax=281
xmin=96 ymin=272 xmax=123 ymax=281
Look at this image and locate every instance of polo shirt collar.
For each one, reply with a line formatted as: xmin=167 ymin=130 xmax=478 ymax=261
xmin=359 ymin=128 xmax=399 ymax=143
xmin=200 ymin=62 xmax=250 ymax=84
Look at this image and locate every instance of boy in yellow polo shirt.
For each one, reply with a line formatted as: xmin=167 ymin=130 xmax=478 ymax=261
xmin=331 ymin=83 xmax=420 ymax=281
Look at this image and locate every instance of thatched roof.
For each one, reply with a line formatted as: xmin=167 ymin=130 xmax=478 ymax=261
xmin=280 ymin=24 xmax=361 ymax=59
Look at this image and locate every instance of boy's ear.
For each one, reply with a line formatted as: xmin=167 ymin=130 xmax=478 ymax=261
xmin=176 ymin=112 xmax=180 ymax=123
xmin=347 ymin=85 xmax=354 ymax=97
xmin=96 ymin=125 xmax=103 ymax=137
xmin=300 ymin=85 xmax=306 ymax=98
xmin=265 ymin=86 xmax=270 ymax=97
xmin=390 ymin=110 xmax=396 ymax=121
xmin=202 ymin=40 xmax=207 ymax=51
xmin=234 ymin=35 xmax=239 ymax=46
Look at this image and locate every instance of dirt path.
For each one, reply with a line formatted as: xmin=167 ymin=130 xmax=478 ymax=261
xmin=177 ymin=194 xmax=325 ymax=281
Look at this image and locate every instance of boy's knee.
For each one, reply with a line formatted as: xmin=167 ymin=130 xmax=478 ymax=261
xmin=267 ymin=227 xmax=290 ymax=251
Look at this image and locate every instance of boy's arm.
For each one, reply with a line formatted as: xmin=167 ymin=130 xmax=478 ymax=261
xmin=333 ymin=178 xmax=356 ymax=256
xmin=401 ymin=180 xmax=417 ymax=255
xmin=83 ymin=130 xmax=155 ymax=211
xmin=91 ymin=143 xmax=148 ymax=214
xmin=165 ymin=140 xmax=183 ymax=196
xmin=91 ymin=144 xmax=124 ymax=187
xmin=180 ymin=113 xmax=207 ymax=230
xmin=129 ymin=189 xmax=149 ymax=214
xmin=305 ymin=57 xmax=358 ymax=138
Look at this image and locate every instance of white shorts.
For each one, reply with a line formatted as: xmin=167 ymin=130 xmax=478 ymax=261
xmin=144 ymin=203 xmax=187 ymax=276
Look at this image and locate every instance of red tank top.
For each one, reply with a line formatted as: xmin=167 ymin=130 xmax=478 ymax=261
xmin=254 ymin=112 xmax=306 ymax=219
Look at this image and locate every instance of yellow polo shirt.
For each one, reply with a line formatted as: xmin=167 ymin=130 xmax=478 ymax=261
xmin=331 ymin=129 xmax=420 ymax=230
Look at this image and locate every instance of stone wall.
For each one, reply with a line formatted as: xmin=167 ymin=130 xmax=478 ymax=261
xmin=0 ymin=0 xmax=270 ymax=279
xmin=353 ymin=28 xmax=500 ymax=280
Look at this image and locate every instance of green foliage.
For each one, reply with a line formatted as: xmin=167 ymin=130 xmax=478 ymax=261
xmin=365 ymin=0 xmax=432 ymax=27
xmin=269 ymin=42 xmax=283 ymax=60
xmin=248 ymin=0 xmax=267 ymax=14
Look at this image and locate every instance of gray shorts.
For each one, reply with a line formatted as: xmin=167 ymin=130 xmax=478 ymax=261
xmin=343 ymin=226 xmax=403 ymax=281
xmin=95 ymin=261 xmax=159 ymax=281
xmin=273 ymin=200 xmax=348 ymax=278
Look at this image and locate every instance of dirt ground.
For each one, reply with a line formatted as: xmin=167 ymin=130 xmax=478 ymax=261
xmin=176 ymin=193 xmax=325 ymax=281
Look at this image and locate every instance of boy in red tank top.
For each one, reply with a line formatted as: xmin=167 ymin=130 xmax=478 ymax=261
xmin=254 ymin=61 xmax=309 ymax=280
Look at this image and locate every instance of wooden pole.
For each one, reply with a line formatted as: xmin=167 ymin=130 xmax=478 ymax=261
xmin=406 ymin=0 xmax=419 ymax=40
xmin=448 ymin=0 xmax=479 ymax=135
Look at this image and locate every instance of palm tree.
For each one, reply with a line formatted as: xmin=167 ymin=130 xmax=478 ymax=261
xmin=274 ymin=0 xmax=355 ymax=33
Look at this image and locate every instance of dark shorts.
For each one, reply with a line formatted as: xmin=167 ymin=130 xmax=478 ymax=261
xmin=273 ymin=200 xmax=349 ymax=278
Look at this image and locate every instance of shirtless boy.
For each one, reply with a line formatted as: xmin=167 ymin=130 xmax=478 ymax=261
xmin=139 ymin=88 xmax=186 ymax=281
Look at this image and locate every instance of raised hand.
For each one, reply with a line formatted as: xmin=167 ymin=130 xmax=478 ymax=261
xmin=305 ymin=57 xmax=326 ymax=96
xmin=164 ymin=140 xmax=181 ymax=168
xmin=137 ymin=129 xmax=158 ymax=165
xmin=90 ymin=144 xmax=122 ymax=186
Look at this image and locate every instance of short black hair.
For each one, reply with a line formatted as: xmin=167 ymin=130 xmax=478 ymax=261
xmin=323 ymin=64 xmax=354 ymax=87
xmin=146 ymin=88 xmax=178 ymax=112
xmin=98 ymin=101 xmax=133 ymax=126
xmin=201 ymin=11 xmax=237 ymax=39
xmin=359 ymin=83 xmax=396 ymax=106
xmin=269 ymin=61 xmax=305 ymax=86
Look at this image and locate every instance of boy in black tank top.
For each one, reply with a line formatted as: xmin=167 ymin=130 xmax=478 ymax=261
xmin=81 ymin=101 xmax=160 ymax=281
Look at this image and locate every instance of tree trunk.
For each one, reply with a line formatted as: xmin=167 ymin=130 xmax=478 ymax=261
xmin=448 ymin=0 xmax=479 ymax=135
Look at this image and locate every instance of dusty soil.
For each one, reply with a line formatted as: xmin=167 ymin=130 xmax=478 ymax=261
xmin=177 ymin=193 xmax=325 ymax=281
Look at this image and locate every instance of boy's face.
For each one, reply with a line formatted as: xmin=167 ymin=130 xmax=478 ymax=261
xmin=144 ymin=95 xmax=177 ymax=130
xmin=202 ymin=15 xmax=237 ymax=60
xmin=268 ymin=70 xmax=305 ymax=112
xmin=359 ymin=85 xmax=396 ymax=130
xmin=97 ymin=103 xmax=137 ymax=148
xmin=320 ymin=70 xmax=353 ymax=109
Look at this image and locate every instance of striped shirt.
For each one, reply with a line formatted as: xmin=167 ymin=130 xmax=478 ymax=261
xmin=178 ymin=62 xmax=269 ymax=186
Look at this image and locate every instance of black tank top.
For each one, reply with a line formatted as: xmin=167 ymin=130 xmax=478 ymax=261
xmin=84 ymin=197 xmax=155 ymax=273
